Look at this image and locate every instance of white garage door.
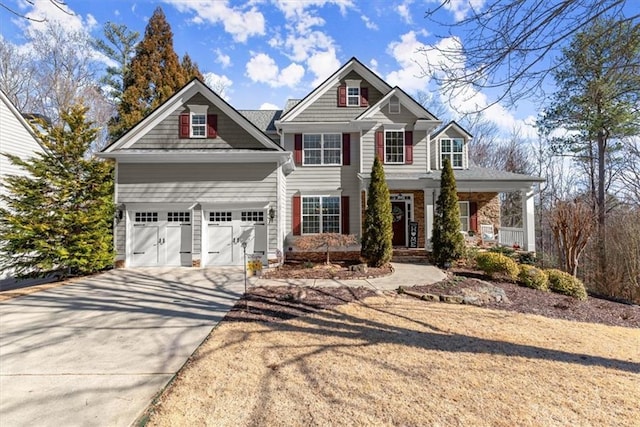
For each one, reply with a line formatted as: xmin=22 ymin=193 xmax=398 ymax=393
xmin=205 ymin=210 xmax=267 ymax=266
xmin=131 ymin=211 xmax=192 ymax=267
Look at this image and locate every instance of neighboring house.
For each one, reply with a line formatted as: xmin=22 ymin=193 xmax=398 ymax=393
xmin=100 ymin=57 xmax=544 ymax=268
xmin=0 ymin=90 xmax=46 ymax=279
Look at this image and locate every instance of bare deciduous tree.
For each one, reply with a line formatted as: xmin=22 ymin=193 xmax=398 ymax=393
xmin=550 ymin=199 xmax=595 ymax=277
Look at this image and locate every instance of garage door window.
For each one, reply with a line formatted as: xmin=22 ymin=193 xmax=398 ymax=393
xmin=241 ymin=211 xmax=264 ymax=223
xmin=135 ymin=212 xmax=158 ymax=222
xmin=210 ymin=211 xmax=232 ymax=222
xmin=168 ymin=212 xmax=190 ymax=223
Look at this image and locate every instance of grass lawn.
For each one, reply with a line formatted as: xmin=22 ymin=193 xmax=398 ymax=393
xmin=144 ymin=295 xmax=640 ymax=426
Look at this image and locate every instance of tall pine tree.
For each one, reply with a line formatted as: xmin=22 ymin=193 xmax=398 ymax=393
xmin=0 ymin=105 xmax=114 ymax=277
xmin=361 ymin=157 xmax=393 ymax=267
xmin=112 ymin=6 xmax=203 ymax=139
xmin=432 ymin=158 xmax=465 ymax=267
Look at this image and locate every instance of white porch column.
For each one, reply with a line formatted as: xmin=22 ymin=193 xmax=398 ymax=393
xmin=425 ymin=188 xmax=435 ymax=250
xmin=522 ymin=188 xmax=536 ymax=252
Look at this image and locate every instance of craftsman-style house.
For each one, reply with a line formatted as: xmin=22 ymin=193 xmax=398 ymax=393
xmin=100 ymin=58 xmax=543 ymax=268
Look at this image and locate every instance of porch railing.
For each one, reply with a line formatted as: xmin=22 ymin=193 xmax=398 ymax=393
xmin=498 ymin=227 xmax=524 ymax=248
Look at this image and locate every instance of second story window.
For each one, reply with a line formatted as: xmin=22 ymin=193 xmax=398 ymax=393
xmin=191 ymin=113 xmax=206 ymax=137
xmin=441 ymin=138 xmax=464 ymax=168
xmin=385 ymin=131 xmax=405 ymax=164
xmin=303 ymin=133 xmax=342 ymax=165
xmin=347 ymin=86 xmax=360 ymax=106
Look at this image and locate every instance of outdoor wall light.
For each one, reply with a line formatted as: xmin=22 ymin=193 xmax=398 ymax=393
xmin=269 ymin=206 xmax=275 ymax=222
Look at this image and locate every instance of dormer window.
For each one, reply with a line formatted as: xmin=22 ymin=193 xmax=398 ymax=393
xmin=389 ymin=96 xmax=401 ymax=114
xmin=441 ymin=138 xmax=464 ymax=168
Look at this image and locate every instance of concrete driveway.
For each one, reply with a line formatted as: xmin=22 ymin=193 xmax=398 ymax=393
xmin=0 ymin=267 xmax=245 ymax=427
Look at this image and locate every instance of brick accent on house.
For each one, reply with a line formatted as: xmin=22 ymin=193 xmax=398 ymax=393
xmin=458 ymin=192 xmax=500 ymax=233
xmin=192 ymin=259 xmax=201 ymax=267
xmin=115 ymin=260 xmax=125 ymax=269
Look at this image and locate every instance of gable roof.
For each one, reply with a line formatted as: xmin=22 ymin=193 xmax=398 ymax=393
xmin=356 ymin=86 xmax=441 ymax=122
xmin=279 ymin=57 xmax=392 ymax=122
xmin=0 ymin=90 xmax=43 ymax=147
xmin=102 ymin=78 xmax=284 ymax=153
xmin=431 ymin=120 xmax=473 ymax=139
xmin=239 ymin=109 xmax=282 ymax=133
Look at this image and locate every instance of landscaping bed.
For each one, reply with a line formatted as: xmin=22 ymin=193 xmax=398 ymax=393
xmin=260 ymin=260 xmax=393 ymax=280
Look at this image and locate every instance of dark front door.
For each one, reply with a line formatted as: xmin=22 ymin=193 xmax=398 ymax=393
xmin=391 ymin=202 xmax=406 ymax=246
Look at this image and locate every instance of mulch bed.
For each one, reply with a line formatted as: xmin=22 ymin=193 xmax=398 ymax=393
xmin=228 ymin=267 xmax=640 ymax=328
xmin=260 ymin=261 xmax=393 ymax=280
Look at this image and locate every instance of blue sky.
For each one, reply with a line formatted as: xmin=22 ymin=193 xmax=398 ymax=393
xmin=0 ymin=0 xmax=557 ymax=137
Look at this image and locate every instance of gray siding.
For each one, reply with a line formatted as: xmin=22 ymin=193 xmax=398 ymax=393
xmin=361 ymin=108 xmax=428 ymax=175
xmin=118 ymin=163 xmax=278 ymax=203
xmin=283 ymin=132 xmax=361 ymax=244
xmin=294 ymin=71 xmax=386 ymax=122
xmin=132 ymin=93 xmax=267 ymax=150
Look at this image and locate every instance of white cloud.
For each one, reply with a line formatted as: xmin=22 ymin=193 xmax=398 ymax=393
xmin=245 ymin=53 xmax=305 ymax=88
xmin=19 ymin=0 xmax=97 ymax=36
xmin=204 ymin=72 xmax=233 ymax=101
xmin=164 ymin=0 xmax=265 ymax=42
xmin=442 ymin=0 xmax=487 ymax=22
xmin=361 ymin=15 xmax=378 ymax=30
xmin=386 ymin=31 xmax=432 ymax=92
xmin=396 ymin=0 xmax=413 ymax=24
xmin=215 ymin=49 xmax=231 ymax=68
xmin=259 ymin=102 xmax=280 ymax=110
xmin=307 ymin=48 xmax=341 ymax=86
xmin=285 ymin=30 xmax=335 ymax=62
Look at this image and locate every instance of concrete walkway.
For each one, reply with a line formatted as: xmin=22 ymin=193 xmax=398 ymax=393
xmin=0 ymin=267 xmax=244 ymax=427
xmin=251 ymin=262 xmax=447 ymax=290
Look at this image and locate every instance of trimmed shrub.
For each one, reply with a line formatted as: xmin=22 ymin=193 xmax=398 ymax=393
xmin=488 ymin=245 xmax=516 ymax=257
xmin=518 ymin=265 xmax=549 ymax=291
xmin=546 ymin=269 xmax=588 ymax=300
xmin=517 ymin=251 xmax=537 ymax=265
xmin=475 ymin=252 xmax=520 ymax=281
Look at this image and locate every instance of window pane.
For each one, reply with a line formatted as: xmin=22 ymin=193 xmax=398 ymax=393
xmin=453 ymin=139 xmax=464 ymax=152
xmin=303 ymin=134 xmax=321 ymax=147
xmin=385 ymin=131 xmax=404 ymax=163
xmin=347 ymin=87 xmax=359 ymax=106
xmin=441 ymin=139 xmax=451 ymax=153
xmin=302 ymin=197 xmax=320 ymax=215
xmin=192 ymin=114 xmax=206 ymax=137
xmin=453 ymin=154 xmax=463 ymax=167
xmin=458 ymin=202 xmax=468 ymax=216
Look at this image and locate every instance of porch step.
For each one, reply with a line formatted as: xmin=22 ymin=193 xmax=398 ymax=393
xmin=392 ymin=249 xmax=431 ymax=264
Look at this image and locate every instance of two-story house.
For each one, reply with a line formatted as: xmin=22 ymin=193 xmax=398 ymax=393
xmin=100 ymin=58 xmax=543 ymax=268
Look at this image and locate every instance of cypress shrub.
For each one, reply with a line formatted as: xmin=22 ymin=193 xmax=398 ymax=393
xmin=476 ymin=252 xmax=520 ymax=281
xmin=518 ymin=265 xmax=549 ymax=291
xmin=432 ymin=158 xmax=465 ymax=267
xmin=546 ymin=269 xmax=588 ymax=300
xmin=361 ymin=157 xmax=393 ymax=267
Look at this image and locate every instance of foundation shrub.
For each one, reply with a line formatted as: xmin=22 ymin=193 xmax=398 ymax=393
xmin=518 ymin=265 xmax=549 ymax=291
xmin=475 ymin=252 xmax=520 ymax=281
xmin=546 ymin=269 xmax=588 ymax=300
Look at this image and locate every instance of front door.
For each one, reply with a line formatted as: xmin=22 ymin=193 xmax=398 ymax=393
xmin=391 ymin=202 xmax=407 ymax=246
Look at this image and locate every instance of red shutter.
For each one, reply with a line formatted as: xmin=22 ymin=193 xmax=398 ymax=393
xmin=341 ymin=196 xmax=350 ymax=235
xmin=342 ymin=133 xmax=351 ymax=166
xmin=470 ymin=201 xmax=478 ymax=232
xmin=179 ymin=113 xmax=189 ymax=138
xmin=207 ymin=114 xmax=217 ymax=138
xmin=338 ymin=84 xmax=347 ymax=107
xmin=405 ymin=131 xmax=413 ymax=164
xmin=294 ymin=134 xmax=302 ymax=165
xmin=360 ymin=87 xmax=369 ymax=107
xmin=292 ymin=195 xmax=301 ymax=236
xmin=375 ymin=131 xmax=384 ymax=163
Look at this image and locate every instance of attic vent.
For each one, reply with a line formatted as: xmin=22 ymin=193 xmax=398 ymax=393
xmin=389 ymin=96 xmax=401 ymax=114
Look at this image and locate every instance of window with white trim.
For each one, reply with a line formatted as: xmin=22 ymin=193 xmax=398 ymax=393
xmin=389 ymin=96 xmax=401 ymax=114
xmin=135 ymin=212 xmax=158 ymax=222
xmin=385 ymin=131 xmax=405 ymax=164
xmin=441 ymin=138 xmax=464 ymax=168
xmin=209 ymin=211 xmax=232 ymax=222
xmin=347 ymin=86 xmax=360 ymax=106
xmin=303 ymin=133 xmax=342 ymax=165
xmin=459 ymin=202 xmax=469 ymax=232
xmin=241 ymin=211 xmax=264 ymax=223
xmin=191 ymin=113 xmax=206 ymax=138
xmin=302 ymin=196 xmax=340 ymax=234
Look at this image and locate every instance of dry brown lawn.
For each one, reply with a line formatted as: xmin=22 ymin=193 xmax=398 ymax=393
xmin=145 ymin=295 xmax=640 ymax=427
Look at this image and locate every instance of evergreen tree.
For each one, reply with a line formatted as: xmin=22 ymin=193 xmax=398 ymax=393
xmin=112 ymin=6 xmax=203 ymax=139
xmin=432 ymin=158 xmax=465 ymax=267
xmin=0 ymin=105 xmax=114 ymax=277
xmin=361 ymin=157 xmax=393 ymax=267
